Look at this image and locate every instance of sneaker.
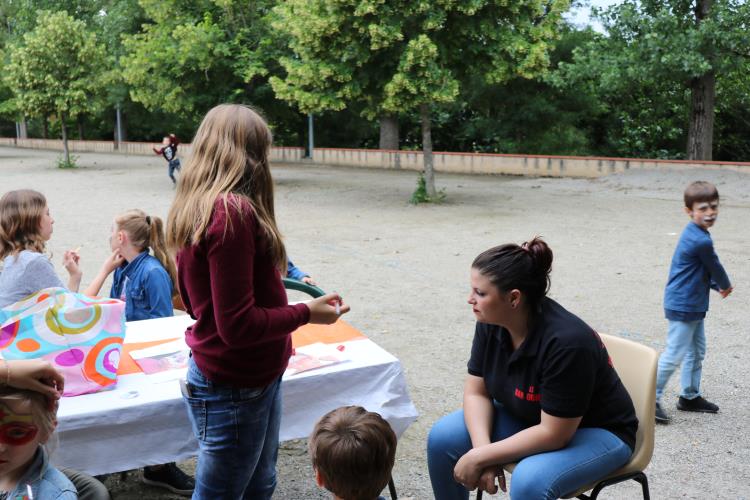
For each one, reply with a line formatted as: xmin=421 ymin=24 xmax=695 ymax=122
xmin=655 ymin=402 xmax=671 ymax=423
xmin=142 ymin=463 xmax=195 ymax=497
xmin=677 ymin=396 xmax=719 ymax=413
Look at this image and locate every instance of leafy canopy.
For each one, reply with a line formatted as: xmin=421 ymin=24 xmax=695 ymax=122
xmin=4 ymin=10 xmax=107 ymax=120
xmin=271 ymin=0 xmax=570 ymax=118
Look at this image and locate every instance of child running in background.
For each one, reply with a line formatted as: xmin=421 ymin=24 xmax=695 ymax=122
xmin=309 ymin=406 xmax=397 ymax=500
xmin=153 ymin=134 xmax=181 ymax=185
xmin=655 ymin=181 xmax=733 ymax=423
xmin=84 ymin=209 xmax=194 ymax=495
xmin=0 ymin=189 xmax=81 ymax=308
xmin=166 ymin=104 xmax=348 ymax=499
xmin=0 ymin=387 xmax=77 ymax=499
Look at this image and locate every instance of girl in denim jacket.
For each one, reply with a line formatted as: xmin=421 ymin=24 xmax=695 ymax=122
xmin=85 ymin=209 xmax=175 ymax=320
xmin=0 ymin=387 xmax=77 ymax=499
xmin=84 ymin=210 xmax=194 ymax=494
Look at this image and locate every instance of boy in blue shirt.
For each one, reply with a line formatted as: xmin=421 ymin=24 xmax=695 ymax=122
xmin=655 ymin=181 xmax=733 ymax=423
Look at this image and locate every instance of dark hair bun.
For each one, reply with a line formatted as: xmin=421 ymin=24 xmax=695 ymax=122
xmin=523 ymin=236 xmax=553 ymax=285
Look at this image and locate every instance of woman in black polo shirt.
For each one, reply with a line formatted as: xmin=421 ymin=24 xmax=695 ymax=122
xmin=427 ymin=238 xmax=637 ymax=499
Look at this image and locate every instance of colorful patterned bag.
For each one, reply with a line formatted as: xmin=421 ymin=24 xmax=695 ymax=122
xmin=0 ymin=287 xmax=126 ymax=396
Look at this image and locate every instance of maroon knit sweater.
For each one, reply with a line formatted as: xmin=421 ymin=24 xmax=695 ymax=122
xmin=176 ymin=195 xmax=309 ymax=387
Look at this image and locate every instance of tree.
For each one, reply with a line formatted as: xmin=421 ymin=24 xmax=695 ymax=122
xmin=120 ymin=0 xmax=306 ymax=143
xmin=556 ymin=0 xmax=750 ymax=160
xmin=271 ymin=0 xmax=569 ymax=200
xmin=4 ymin=10 xmax=106 ymax=163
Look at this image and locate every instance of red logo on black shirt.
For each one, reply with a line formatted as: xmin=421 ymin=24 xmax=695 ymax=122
xmin=515 ymin=386 xmax=541 ymax=402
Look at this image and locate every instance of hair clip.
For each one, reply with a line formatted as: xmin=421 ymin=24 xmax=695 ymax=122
xmin=145 ymin=216 xmax=151 ymax=225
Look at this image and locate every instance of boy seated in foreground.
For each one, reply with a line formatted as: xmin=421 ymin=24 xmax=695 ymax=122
xmin=310 ymin=406 xmax=397 ymax=500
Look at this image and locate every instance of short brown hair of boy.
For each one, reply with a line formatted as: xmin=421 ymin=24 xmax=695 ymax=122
xmin=310 ymin=406 xmax=397 ymax=500
xmin=684 ymin=181 xmax=719 ymax=209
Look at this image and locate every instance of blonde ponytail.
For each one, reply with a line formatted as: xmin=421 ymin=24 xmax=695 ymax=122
xmin=115 ymin=210 xmax=178 ymax=297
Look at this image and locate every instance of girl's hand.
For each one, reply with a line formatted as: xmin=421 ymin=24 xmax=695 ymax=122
xmin=307 ymin=292 xmax=350 ymax=325
xmin=2 ymin=359 xmax=64 ymax=404
xmin=63 ymin=250 xmax=81 ymax=277
xmin=301 ymin=276 xmax=317 ymax=286
xmin=454 ymin=449 xmax=483 ymax=491
xmin=477 ymin=466 xmax=506 ymax=494
xmin=101 ymin=250 xmax=125 ymax=274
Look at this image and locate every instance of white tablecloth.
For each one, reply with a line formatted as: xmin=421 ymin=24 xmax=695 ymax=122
xmin=55 ymin=315 xmax=418 ymax=475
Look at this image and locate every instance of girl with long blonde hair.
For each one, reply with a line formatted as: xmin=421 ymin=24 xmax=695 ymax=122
xmin=0 ymin=189 xmax=81 ymax=308
xmin=166 ymin=104 xmax=348 ymax=499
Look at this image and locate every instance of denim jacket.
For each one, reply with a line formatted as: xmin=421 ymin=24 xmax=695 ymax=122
xmin=6 ymin=447 xmax=77 ymax=499
xmin=286 ymin=259 xmax=309 ymax=281
xmin=110 ymin=251 xmax=173 ymax=321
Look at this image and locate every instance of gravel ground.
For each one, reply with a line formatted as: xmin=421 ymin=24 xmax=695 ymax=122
xmin=1 ymin=146 xmax=748 ymax=499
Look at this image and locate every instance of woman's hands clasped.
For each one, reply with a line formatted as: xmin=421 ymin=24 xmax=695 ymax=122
xmin=454 ymin=448 xmax=507 ymax=494
xmin=307 ymin=292 xmax=350 ymax=325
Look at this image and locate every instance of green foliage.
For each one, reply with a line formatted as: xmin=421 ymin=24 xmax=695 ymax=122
xmin=410 ymin=172 xmax=445 ymax=205
xmin=554 ymin=0 xmax=750 ymax=158
xmin=3 ymin=10 xmax=107 ymax=121
xmin=271 ymin=0 xmax=570 ymax=119
xmin=56 ymin=154 xmax=79 ymax=168
xmin=1 ymin=0 xmax=748 ymax=161
xmin=119 ymin=0 xmax=304 ymax=143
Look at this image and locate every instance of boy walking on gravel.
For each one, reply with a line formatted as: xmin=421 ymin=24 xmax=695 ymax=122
xmin=655 ymin=181 xmax=733 ymax=423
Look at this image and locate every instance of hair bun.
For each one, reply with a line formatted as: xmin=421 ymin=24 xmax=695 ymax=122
xmin=523 ymin=236 xmax=553 ymax=279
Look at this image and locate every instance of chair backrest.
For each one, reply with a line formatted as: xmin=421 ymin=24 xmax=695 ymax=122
xmin=598 ymin=333 xmax=657 ymax=473
xmin=282 ymin=277 xmax=326 ymax=298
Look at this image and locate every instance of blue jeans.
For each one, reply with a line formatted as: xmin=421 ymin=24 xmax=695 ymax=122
xmin=168 ymin=159 xmax=181 ymax=183
xmin=656 ymin=319 xmax=705 ymax=402
xmin=427 ymin=405 xmax=632 ymax=500
xmin=184 ymin=357 xmax=282 ymax=500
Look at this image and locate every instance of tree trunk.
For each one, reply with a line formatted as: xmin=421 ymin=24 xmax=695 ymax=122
xmin=686 ymin=72 xmax=715 ymax=161
xmin=42 ymin=118 xmax=48 ymax=139
xmin=77 ymin=115 xmax=85 ymax=140
xmin=18 ymin=118 xmax=28 ymax=139
xmin=420 ymin=104 xmax=437 ymax=198
xmin=115 ymin=105 xmax=123 ymax=149
xmin=686 ymin=0 xmax=715 ymax=161
xmin=60 ymin=112 xmax=70 ymax=165
xmin=379 ymin=114 xmax=399 ymax=150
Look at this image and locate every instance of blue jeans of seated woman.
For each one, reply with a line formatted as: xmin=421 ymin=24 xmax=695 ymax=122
xmin=184 ymin=357 xmax=282 ymax=500
xmin=427 ymin=404 xmax=632 ymax=500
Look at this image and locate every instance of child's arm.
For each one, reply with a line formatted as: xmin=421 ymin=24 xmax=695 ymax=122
xmin=287 ymin=259 xmax=316 ymax=284
xmin=83 ymin=251 xmax=125 ymax=297
xmin=153 ymin=146 xmax=163 ymax=155
xmin=697 ymin=241 xmax=731 ymax=293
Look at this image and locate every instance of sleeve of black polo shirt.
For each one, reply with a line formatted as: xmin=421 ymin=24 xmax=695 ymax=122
xmin=540 ymin=345 xmax=597 ymax=418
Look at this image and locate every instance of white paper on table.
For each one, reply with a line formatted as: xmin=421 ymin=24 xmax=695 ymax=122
xmin=284 ymin=342 xmax=349 ymax=377
xmin=129 ymin=338 xmax=189 ymax=375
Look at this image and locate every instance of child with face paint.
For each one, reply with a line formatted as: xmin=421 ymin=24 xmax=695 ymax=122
xmin=655 ymin=181 xmax=733 ymax=424
xmin=0 ymin=387 xmax=77 ymax=499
